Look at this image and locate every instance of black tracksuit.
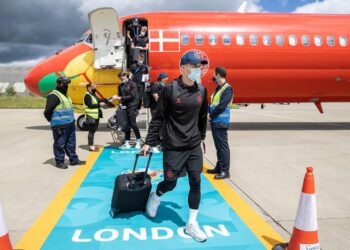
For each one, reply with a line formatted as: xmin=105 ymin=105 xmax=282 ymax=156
xmin=145 ymin=76 xmax=208 ymax=210
xmin=130 ymin=63 xmax=148 ymax=110
xmin=118 ymin=80 xmax=141 ymax=140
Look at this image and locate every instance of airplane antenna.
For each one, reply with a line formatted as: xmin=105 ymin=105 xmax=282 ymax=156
xmin=237 ymin=1 xmax=248 ymax=13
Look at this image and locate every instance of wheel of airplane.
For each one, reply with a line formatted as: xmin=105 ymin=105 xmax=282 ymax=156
xmin=77 ymin=114 xmax=89 ymax=131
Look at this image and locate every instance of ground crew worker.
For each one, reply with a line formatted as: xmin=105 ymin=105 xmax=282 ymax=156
xmin=83 ymin=83 xmax=104 ymax=152
xmin=130 ymin=54 xmax=149 ymax=114
xmin=140 ymin=51 xmax=208 ymax=242
xmin=207 ymin=66 xmax=233 ymax=180
xmin=44 ymin=76 xmax=86 ymax=169
xmin=111 ymin=71 xmax=142 ymax=150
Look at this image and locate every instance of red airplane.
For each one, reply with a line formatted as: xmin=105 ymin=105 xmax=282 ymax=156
xmin=24 ymin=7 xmax=350 ymax=117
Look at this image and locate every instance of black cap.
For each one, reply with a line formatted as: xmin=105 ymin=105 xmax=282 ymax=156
xmin=180 ymin=51 xmax=208 ymax=65
xmin=56 ymin=76 xmax=71 ymax=85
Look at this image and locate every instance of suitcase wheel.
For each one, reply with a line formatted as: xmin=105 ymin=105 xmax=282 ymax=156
xmin=109 ymin=208 xmax=119 ymax=219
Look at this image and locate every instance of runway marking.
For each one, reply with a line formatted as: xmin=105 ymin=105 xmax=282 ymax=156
xmin=16 ymin=147 xmax=285 ymax=249
xmin=15 ymin=149 xmax=102 ymax=250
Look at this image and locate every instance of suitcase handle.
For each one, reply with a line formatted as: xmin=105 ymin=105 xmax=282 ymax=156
xmin=128 ymin=152 xmax=153 ymax=189
xmin=131 ymin=152 xmax=153 ymax=175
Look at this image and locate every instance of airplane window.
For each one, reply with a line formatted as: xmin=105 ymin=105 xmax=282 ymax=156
xmin=236 ymin=34 xmax=245 ymax=46
xmin=302 ymin=35 xmax=310 ymax=46
xmin=289 ymin=35 xmax=297 ymax=46
xmin=195 ymin=34 xmax=204 ymax=45
xmin=327 ymin=36 xmax=335 ymax=47
xmin=276 ymin=35 xmax=284 ymax=46
xmin=250 ymin=35 xmax=258 ymax=46
xmin=222 ymin=34 xmax=231 ymax=45
xmin=340 ymin=36 xmax=347 ymax=47
xmin=314 ymin=36 xmax=322 ymax=46
xmin=263 ymin=35 xmax=271 ymax=46
xmin=181 ymin=34 xmax=190 ymax=46
xmin=209 ymin=34 xmax=218 ymax=46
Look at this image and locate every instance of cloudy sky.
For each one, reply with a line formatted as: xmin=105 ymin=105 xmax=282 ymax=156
xmin=0 ymin=0 xmax=350 ymax=67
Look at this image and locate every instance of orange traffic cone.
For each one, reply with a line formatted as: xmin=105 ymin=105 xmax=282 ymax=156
xmin=0 ymin=201 xmax=12 ymax=250
xmin=273 ymin=167 xmax=320 ymax=250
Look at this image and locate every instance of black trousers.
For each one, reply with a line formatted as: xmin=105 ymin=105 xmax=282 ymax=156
xmin=86 ymin=116 xmax=99 ymax=146
xmin=137 ymin=82 xmax=144 ymax=110
xmin=52 ymin=124 xmax=78 ymax=165
xmin=151 ymin=108 xmax=161 ymax=145
xmin=156 ymin=145 xmax=203 ymax=210
xmin=125 ymin=107 xmax=141 ymax=141
xmin=211 ymin=126 xmax=230 ymax=171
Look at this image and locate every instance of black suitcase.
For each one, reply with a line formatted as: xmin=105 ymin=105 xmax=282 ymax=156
xmin=110 ymin=152 xmax=153 ymax=218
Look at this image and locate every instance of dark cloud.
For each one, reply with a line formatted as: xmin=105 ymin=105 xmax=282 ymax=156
xmin=0 ymin=0 xmax=262 ymax=65
xmin=0 ymin=43 xmax=61 ymax=63
xmin=0 ymin=0 xmax=88 ymax=64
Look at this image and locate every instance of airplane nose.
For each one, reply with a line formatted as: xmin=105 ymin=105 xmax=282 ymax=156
xmin=24 ymin=61 xmax=64 ymax=97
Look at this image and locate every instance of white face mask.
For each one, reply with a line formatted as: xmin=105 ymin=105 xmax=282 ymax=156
xmin=188 ymin=67 xmax=202 ymax=83
xmin=140 ymin=31 xmax=146 ymax=36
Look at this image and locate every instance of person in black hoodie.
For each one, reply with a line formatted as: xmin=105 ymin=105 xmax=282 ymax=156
xmin=140 ymin=51 xmax=208 ymax=242
xmin=130 ymin=53 xmax=149 ymax=114
xmin=111 ymin=71 xmax=142 ymax=149
xmin=83 ymin=83 xmax=104 ymax=152
xmin=44 ymin=76 xmax=86 ymax=169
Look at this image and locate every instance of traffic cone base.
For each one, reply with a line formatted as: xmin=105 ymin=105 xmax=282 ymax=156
xmin=273 ymin=167 xmax=320 ymax=250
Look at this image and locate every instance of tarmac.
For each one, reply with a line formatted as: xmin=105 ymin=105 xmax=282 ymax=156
xmin=0 ymin=103 xmax=349 ymax=249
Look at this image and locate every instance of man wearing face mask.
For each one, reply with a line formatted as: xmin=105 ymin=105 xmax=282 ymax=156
xmin=207 ymin=66 xmax=233 ymax=180
xmin=130 ymin=54 xmax=149 ymax=114
xmin=111 ymin=71 xmax=142 ymax=150
xmin=127 ymin=18 xmax=142 ymax=63
xmin=140 ymin=51 xmax=208 ymax=242
xmin=131 ymin=26 xmax=149 ymax=62
xmin=44 ymin=76 xmax=86 ymax=169
xmin=83 ymin=83 xmax=104 ymax=152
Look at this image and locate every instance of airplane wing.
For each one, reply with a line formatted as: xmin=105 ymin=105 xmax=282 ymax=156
xmin=88 ymin=8 xmax=125 ymax=69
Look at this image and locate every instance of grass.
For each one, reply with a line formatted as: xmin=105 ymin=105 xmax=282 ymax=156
xmin=0 ymin=95 xmax=46 ymax=109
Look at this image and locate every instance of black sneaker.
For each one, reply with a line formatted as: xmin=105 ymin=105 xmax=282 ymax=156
xmin=70 ymin=159 xmax=86 ymax=166
xmin=56 ymin=163 xmax=68 ymax=169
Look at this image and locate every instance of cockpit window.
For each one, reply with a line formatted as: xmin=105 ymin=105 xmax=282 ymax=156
xmin=76 ymin=33 xmax=92 ymax=44
xmin=85 ymin=33 xmax=92 ymax=44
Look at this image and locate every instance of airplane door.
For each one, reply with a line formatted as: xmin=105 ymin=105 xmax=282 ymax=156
xmin=88 ymin=8 xmax=125 ymax=69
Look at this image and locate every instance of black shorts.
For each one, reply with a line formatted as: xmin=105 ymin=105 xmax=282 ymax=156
xmin=163 ymin=145 xmax=203 ymax=181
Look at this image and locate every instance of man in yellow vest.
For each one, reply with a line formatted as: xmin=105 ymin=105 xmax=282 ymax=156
xmin=83 ymin=83 xmax=103 ymax=152
xmin=207 ymin=66 xmax=233 ymax=180
xmin=44 ymin=76 xmax=86 ymax=169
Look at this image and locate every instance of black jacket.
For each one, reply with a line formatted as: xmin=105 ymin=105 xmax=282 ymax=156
xmin=44 ymin=87 xmax=75 ymax=127
xmin=130 ymin=63 xmax=148 ymax=84
xmin=145 ymin=77 xmax=208 ymax=150
xmin=118 ymin=80 xmax=139 ymax=109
